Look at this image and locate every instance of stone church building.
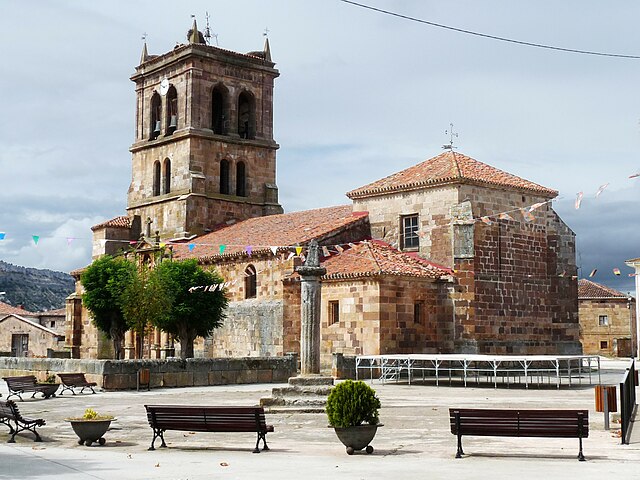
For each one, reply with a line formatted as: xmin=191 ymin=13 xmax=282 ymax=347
xmin=66 ymin=21 xmax=581 ymax=366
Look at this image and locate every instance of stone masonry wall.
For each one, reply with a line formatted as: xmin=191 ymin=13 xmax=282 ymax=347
xmin=0 ymin=356 xmax=296 ymax=390
xmin=0 ymin=316 xmax=64 ymax=357
xmin=580 ymin=298 xmax=636 ymax=356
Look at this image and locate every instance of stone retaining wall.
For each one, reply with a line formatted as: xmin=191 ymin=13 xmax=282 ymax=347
xmin=0 ymin=355 xmax=297 ymax=390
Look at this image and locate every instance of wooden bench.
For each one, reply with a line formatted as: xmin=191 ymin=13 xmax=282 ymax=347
xmin=57 ymin=373 xmax=97 ymax=395
xmin=449 ymin=408 xmax=589 ymax=461
xmin=3 ymin=376 xmax=59 ymax=401
xmin=0 ymin=400 xmax=46 ymax=442
xmin=144 ymin=405 xmax=274 ymax=453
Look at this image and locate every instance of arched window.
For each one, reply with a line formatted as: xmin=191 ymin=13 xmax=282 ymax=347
xmin=236 ymin=161 xmax=246 ymax=197
xmin=244 ymin=264 xmax=257 ymax=299
xmin=220 ymin=159 xmax=230 ymax=195
xmin=211 ymin=84 xmax=229 ymax=135
xmin=150 ymin=93 xmax=162 ymax=140
xmin=163 ymin=158 xmax=171 ymax=194
xmin=166 ymin=86 xmax=178 ymax=135
xmin=153 ymin=161 xmax=161 ymax=196
xmin=237 ymin=91 xmax=255 ymax=139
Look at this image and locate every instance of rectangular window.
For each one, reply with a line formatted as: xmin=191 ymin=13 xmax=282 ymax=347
xmin=598 ymin=315 xmax=609 ymax=326
xmin=414 ymin=303 xmax=422 ymax=324
xmin=11 ymin=334 xmax=28 ymax=357
xmin=401 ymin=214 xmax=419 ymax=250
xmin=329 ymin=300 xmax=340 ymax=325
xmin=600 ymin=340 xmax=608 ymax=349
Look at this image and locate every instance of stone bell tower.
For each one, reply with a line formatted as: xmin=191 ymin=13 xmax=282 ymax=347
xmin=127 ymin=19 xmax=283 ymax=239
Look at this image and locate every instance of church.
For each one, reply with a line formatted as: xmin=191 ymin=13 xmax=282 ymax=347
xmin=66 ymin=21 xmax=581 ymax=367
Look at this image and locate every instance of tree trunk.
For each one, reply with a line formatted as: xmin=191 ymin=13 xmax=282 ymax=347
xmin=178 ymin=331 xmax=196 ymax=359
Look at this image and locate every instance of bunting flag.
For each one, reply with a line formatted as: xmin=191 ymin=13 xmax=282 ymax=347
xmin=630 ymin=273 xmax=637 ymax=277
xmin=188 ymin=243 xmax=195 ymax=252
xmin=219 ymin=244 xmax=226 ymax=254
xmin=66 ymin=237 xmax=74 ymax=246
xmin=335 ymin=245 xmax=344 ymax=253
xmin=129 ymin=240 xmax=137 ymax=245
xmin=629 ymin=172 xmax=640 ymax=179
xmin=480 ymin=216 xmax=492 ymax=225
xmin=0 ymin=232 xmax=5 ymax=240
xmin=589 ymin=268 xmax=597 ymax=278
xmin=613 ymin=268 xmax=621 ymax=276
xmin=270 ymin=246 xmax=278 ymax=256
xmin=245 ymin=245 xmax=252 ymax=256
xmin=322 ymin=246 xmax=330 ymax=257
xmin=520 ymin=208 xmax=535 ymax=222
xmin=575 ymin=192 xmax=583 ymax=210
xmin=559 ymin=271 xmax=566 ymax=277
xmin=499 ymin=213 xmax=514 ymax=221
xmin=286 ymin=252 xmax=295 ymax=261
xmin=32 ymin=235 xmax=39 ymax=245
xmin=295 ymin=246 xmax=303 ymax=256
xmin=529 ymin=202 xmax=545 ymax=212
xmin=99 ymin=239 xmax=107 ymax=248
xmin=595 ymin=183 xmax=609 ymax=198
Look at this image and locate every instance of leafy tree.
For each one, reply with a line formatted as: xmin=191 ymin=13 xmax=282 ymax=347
xmin=121 ymin=263 xmax=171 ymax=359
xmin=152 ymin=259 xmax=227 ymax=358
xmin=81 ymin=255 xmax=136 ymax=359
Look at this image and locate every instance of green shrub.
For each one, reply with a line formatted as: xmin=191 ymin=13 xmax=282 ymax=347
xmin=326 ymin=380 xmax=381 ymax=427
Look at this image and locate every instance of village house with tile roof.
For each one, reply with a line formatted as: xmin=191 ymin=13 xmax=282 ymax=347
xmin=66 ymin=22 xmax=581 ymax=365
xmin=0 ymin=301 xmax=66 ymax=357
xmin=578 ymin=279 xmax=636 ymax=357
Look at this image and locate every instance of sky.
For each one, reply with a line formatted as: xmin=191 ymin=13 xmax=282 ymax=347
xmin=1 ymin=0 xmax=640 ymax=294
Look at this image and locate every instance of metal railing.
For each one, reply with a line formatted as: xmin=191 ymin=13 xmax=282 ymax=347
xmin=619 ymin=360 xmax=637 ymax=445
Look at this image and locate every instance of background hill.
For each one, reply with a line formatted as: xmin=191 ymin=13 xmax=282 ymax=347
xmin=0 ymin=260 xmax=74 ymax=312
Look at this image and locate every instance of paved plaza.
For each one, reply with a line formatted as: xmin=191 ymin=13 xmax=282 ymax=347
xmin=2 ymin=360 xmax=639 ymax=480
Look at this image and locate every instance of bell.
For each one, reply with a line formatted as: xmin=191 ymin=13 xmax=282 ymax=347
xmin=169 ymin=115 xmax=177 ymax=128
xmin=153 ymin=120 xmax=161 ymax=133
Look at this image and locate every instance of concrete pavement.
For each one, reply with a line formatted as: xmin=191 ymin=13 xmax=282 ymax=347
xmin=2 ymin=360 xmax=639 ymax=480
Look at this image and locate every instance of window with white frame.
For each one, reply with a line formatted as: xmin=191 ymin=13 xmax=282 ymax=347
xmin=598 ymin=315 xmax=609 ymax=326
xmin=401 ymin=214 xmax=419 ymax=250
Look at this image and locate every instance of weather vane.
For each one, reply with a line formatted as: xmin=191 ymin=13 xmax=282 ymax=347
xmin=443 ymin=123 xmax=459 ymax=150
xmin=204 ymin=11 xmax=212 ymax=45
xmin=263 ymin=27 xmax=270 ymax=37
xmin=141 ymin=32 xmax=147 ymax=41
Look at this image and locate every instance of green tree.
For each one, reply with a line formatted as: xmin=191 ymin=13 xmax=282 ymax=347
xmin=81 ymin=255 xmax=136 ymax=359
xmin=153 ymin=259 xmax=227 ymax=358
xmin=121 ymin=263 xmax=171 ymax=359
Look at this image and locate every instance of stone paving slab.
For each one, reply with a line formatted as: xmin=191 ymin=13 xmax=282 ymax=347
xmin=1 ymin=362 xmax=639 ymax=479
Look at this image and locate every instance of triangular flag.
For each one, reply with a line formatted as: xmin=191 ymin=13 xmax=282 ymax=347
xmin=219 ymin=244 xmax=226 ymax=254
xmin=335 ymin=245 xmax=344 ymax=253
xmin=559 ymin=271 xmax=566 ymax=277
xmin=520 ymin=208 xmax=535 ymax=222
xmin=286 ymin=252 xmax=295 ymax=261
xmin=188 ymin=243 xmax=195 ymax=252
xmin=245 ymin=245 xmax=252 ymax=256
xmin=129 ymin=240 xmax=137 ymax=245
xmin=630 ymin=172 xmax=640 ymax=179
xmin=322 ymin=246 xmax=330 ymax=257
xmin=99 ymin=239 xmax=107 ymax=247
xmin=498 ymin=213 xmax=514 ymax=221
xmin=595 ymin=183 xmax=609 ymax=198
xmin=575 ymin=192 xmax=583 ymax=210
xmin=529 ymin=202 xmax=545 ymax=212
xmin=66 ymin=237 xmax=74 ymax=246
xmin=0 ymin=232 xmax=5 ymax=240
xmin=295 ymin=246 xmax=303 ymax=256
xmin=589 ymin=268 xmax=597 ymax=278
xmin=480 ymin=216 xmax=492 ymax=225
xmin=629 ymin=273 xmax=637 ymax=277
xmin=270 ymin=246 xmax=278 ymax=255
xmin=613 ymin=268 xmax=621 ymax=276
xmin=32 ymin=235 xmax=40 ymax=245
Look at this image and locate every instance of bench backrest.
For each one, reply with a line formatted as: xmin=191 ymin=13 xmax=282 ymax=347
xmin=3 ymin=376 xmax=38 ymax=390
xmin=450 ymin=408 xmax=589 ymax=438
xmin=0 ymin=400 xmax=22 ymax=420
xmin=145 ymin=405 xmax=270 ymax=433
xmin=58 ymin=373 xmax=87 ymax=384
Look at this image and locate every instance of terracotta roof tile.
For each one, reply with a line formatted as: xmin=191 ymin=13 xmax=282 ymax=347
xmin=347 ymin=151 xmax=557 ymax=199
xmin=578 ymin=279 xmax=629 ymax=299
xmin=173 ymin=205 xmax=369 ymax=260
xmin=91 ymin=216 xmax=132 ymax=231
xmin=320 ymin=240 xmax=452 ymax=280
xmin=0 ymin=301 xmax=37 ymax=316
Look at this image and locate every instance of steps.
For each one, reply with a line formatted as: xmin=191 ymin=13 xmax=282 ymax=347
xmin=260 ymin=375 xmax=334 ymax=412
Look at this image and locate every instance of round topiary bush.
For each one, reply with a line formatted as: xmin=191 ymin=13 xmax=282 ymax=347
xmin=326 ymin=380 xmax=381 ymax=428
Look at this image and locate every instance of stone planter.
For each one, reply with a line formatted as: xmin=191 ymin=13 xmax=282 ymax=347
xmin=66 ymin=418 xmax=115 ymax=446
xmin=332 ymin=424 xmax=382 ymax=454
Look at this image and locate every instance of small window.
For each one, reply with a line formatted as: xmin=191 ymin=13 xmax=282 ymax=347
xmin=220 ymin=159 xmax=230 ymax=194
xmin=414 ymin=303 xmax=422 ymax=324
xmin=244 ymin=264 xmax=256 ymax=299
xmin=598 ymin=315 xmax=609 ymax=326
xmin=237 ymin=91 xmax=255 ymax=139
xmin=50 ymin=321 xmax=55 ymax=328
xmin=600 ymin=340 xmax=608 ymax=349
xmin=212 ymin=84 xmax=229 ymax=135
xmin=153 ymin=161 xmax=161 ymax=196
xmin=163 ymin=159 xmax=171 ymax=194
xmin=401 ymin=214 xmax=419 ymax=249
xmin=150 ymin=93 xmax=162 ymax=140
xmin=166 ymin=86 xmax=178 ymax=135
xmin=329 ymin=300 xmax=340 ymax=325
xmin=236 ymin=161 xmax=246 ymax=197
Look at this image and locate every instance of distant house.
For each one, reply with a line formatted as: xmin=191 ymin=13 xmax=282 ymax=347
xmin=577 ymin=279 xmax=636 ymax=357
xmin=0 ymin=301 xmax=67 ymax=357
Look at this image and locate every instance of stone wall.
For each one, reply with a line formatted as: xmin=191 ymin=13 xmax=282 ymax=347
xmin=0 ymin=315 xmax=65 ymax=357
xmin=0 ymin=356 xmax=296 ymax=390
xmin=580 ymin=297 xmax=636 ymax=356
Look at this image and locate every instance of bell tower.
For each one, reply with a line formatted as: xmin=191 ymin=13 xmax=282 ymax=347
xmin=127 ymin=20 xmax=283 ymax=239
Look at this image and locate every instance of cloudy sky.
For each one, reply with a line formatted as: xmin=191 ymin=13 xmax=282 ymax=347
xmin=1 ymin=0 xmax=640 ymax=293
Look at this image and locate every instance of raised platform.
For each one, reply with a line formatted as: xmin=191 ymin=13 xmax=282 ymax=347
xmin=261 ymin=375 xmax=334 ymax=412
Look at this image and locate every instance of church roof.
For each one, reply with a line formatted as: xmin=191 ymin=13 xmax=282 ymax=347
xmin=0 ymin=301 xmax=37 ymax=317
xmin=578 ymin=279 xmax=629 ymax=299
xmin=347 ymin=150 xmax=558 ymax=199
xmin=320 ymin=241 xmax=452 ymax=280
xmin=173 ymin=205 xmax=369 ymax=260
xmin=91 ymin=216 xmax=132 ymax=231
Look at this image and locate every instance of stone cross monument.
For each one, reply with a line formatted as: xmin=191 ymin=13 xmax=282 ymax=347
xmin=295 ymin=239 xmax=326 ymax=375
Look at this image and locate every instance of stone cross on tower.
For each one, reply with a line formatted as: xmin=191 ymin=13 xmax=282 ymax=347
xmin=295 ymin=240 xmax=326 ymax=375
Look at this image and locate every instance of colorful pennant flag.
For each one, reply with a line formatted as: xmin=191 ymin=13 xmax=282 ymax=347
xmin=66 ymin=237 xmax=74 ymax=246
xmin=219 ymin=244 xmax=226 ymax=254
xmin=529 ymin=202 xmax=546 ymax=212
xmin=613 ymin=268 xmax=621 ymax=276
xmin=32 ymin=235 xmax=39 ymax=245
xmin=322 ymin=246 xmax=330 ymax=257
xmin=629 ymin=172 xmax=640 ymax=179
xmin=575 ymin=192 xmax=583 ymax=210
xmin=520 ymin=208 xmax=535 ymax=222
xmin=0 ymin=232 xmax=5 ymax=240
xmin=295 ymin=246 xmax=303 ymax=256
xmin=589 ymin=268 xmax=597 ymax=278
xmin=245 ymin=245 xmax=252 ymax=256
xmin=270 ymin=246 xmax=278 ymax=256
xmin=480 ymin=216 xmax=492 ymax=225
xmin=498 ymin=213 xmax=514 ymax=221
xmin=335 ymin=245 xmax=344 ymax=253
xmin=188 ymin=243 xmax=195 ymax=252
xmin=286 ymin=252 xmax=295 ymax=261
xmin=595 ymin=183 xmax=609 ymax=198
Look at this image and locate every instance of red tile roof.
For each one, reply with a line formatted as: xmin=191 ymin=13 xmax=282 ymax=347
xmin=91 ymin=216 xmax=132 ymax=231
xmin=0 ymin=301 xmax=37 ymax=316
xmin=320 ymin=240 xmax=452 ymax=280
xmin=578 ymin=279 xmax=629 ymax=299
xmin=347 ymin=151 xmax=558 ymax=199
xmin=173 ymin=205 xmax=369 ymax=261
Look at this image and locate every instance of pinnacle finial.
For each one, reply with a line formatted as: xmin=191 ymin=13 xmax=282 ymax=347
xmin=140 ymin=34 xmax=149 ymax=64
